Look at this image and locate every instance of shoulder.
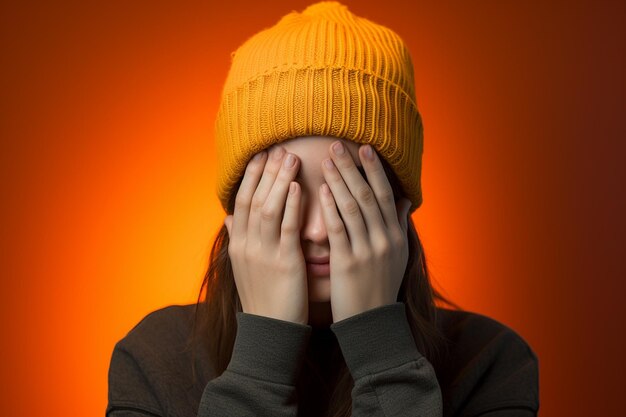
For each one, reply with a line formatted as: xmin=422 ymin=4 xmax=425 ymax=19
xmin=116 ymin=304 xmax=196 ymax=353
xmin=435 ymin=308 xmax=539 ymax=415
xmin=107 ymin=304 xmax=201 ymax=417
xmin=111 ymin=304 xmax=198 ymax=370
xmin=436 ymin=307 xmax=536 ymax=355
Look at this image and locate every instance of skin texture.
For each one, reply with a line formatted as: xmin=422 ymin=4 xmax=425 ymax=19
xmin=224 ymin=136 xmax=412 ymax=327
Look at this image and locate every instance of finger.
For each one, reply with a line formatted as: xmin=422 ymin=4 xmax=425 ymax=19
xmin=396 ymin=198 xmax=411 ymax=234
xmin=261 ymin=152 xmax=300 ymax=243
xmin=321 ymin=158 xmax=368 ymax=253
xmin=319 ymin=183 xmax=351 ymax=254
xmin=232 ymin=151 xmax=267 ymax=239
xmin=280 ymin=181 xmax=303 ymax=253
xmin=359 ymin=144 xmax=400 ymax=231
xmin=248 ymin=146 xmax=287 ymax=240
xmin=330 ymin=141 xmax=387 ymax=239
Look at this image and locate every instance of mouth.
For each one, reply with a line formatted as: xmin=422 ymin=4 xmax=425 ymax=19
xmin=305 ymin=257 xmax=330 ymax=277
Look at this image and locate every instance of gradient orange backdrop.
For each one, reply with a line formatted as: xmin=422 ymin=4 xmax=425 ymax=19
xmin=1 ymin=1 xmax=624 ymax=416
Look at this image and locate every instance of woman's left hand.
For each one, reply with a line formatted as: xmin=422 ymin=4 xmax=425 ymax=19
xmin=320 ymin=140 xmax=412 ymax=323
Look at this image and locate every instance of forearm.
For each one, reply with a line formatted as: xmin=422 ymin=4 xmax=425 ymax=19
xmin=198 ymin=311 xmax=312 ymax=417
xmin=331 ymin=302 xmax=443 ymax=416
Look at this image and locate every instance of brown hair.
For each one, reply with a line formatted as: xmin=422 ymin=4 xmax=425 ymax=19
xmin=187 ymin=154 xmax=462 ymax=416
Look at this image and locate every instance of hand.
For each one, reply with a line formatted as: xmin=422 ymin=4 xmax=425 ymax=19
xmin=224 ymin=146 xmax=309 ymax=325
xmin=319 ymin=141 xmax=412 ymax=323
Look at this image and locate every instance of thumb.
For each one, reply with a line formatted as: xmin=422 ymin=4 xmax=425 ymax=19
xmin=224 ymin=215 xmax=233 ymax=237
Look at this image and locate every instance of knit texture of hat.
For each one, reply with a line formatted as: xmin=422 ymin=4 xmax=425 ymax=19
xmin=214 ymin=1 xmax=424 ymax=212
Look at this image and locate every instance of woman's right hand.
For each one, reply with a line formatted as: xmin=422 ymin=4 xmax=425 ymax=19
xmin=224 ymin=146 xmax=309 ymax=325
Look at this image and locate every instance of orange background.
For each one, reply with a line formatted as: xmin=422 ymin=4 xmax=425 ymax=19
xmin=1 ymin=0 xmax=624 ymax=416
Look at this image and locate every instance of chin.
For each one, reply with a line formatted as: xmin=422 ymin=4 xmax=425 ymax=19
xmin=307 ymin=275 xmax=330 ymax=302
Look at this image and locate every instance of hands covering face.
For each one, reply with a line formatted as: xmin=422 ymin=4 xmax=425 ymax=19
xmin=319 ymin=141 xmax=411 ymax=322
xmin=224 ymin=140 xmax=411 ymax=325
xmin=224 ymin=147 xmax=310 ymax=325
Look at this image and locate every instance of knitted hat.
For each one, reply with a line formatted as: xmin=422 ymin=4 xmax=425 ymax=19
xmin=214 ymin=1 xmax=424 ymax=213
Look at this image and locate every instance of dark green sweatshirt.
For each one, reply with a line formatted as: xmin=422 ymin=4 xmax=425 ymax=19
xmin=106 ymin=302 xmax=539 ymax=416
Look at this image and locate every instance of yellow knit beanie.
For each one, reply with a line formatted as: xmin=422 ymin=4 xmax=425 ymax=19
xmin=214 ymin=1 xmax=424 ymax=213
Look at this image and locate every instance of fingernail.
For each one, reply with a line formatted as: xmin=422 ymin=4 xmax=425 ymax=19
xmin=284 ymin=153 xmax=295 ymax=168
xmin=332 ymin=142 xmax=345 ymax=155
xmin=364 ymin=145 xmax=374 ymax=161
xmin=253 ymin=151 xmax=265 ymax=161
xmin=323 ymin=159 xmax=334 ymax=169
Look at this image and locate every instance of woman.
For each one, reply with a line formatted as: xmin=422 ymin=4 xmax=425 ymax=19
xmin=106 ymin=2 xmax=539 ymax=416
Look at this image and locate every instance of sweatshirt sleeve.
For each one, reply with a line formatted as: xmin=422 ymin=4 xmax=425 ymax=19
xmin=330 ymin=302 xmax=443 ymax=417
xmin=198 ymin=311 xmax=312 ymax=417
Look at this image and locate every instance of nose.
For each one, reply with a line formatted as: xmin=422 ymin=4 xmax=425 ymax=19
xmin=300 ymin=197 xmax=328 ymax=246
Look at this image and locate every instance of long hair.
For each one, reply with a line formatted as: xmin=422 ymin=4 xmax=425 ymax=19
xmin=186 ymin=153 xmax=462 ymax=416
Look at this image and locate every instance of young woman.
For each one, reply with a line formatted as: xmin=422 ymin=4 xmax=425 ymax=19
xmin=107 ymin=2 xmax=539 ymax=416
